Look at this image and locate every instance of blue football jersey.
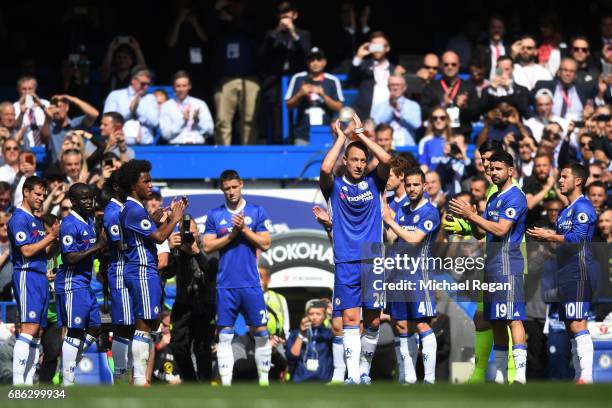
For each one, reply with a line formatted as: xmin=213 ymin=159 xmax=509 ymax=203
xmin=395 ymin=199 xmax=440 ymax=272
xmin=483 ymin=185 xmax=527 ymax=275
xmin=555 ymin=195 xmax=596 ymax=281
xmin=55 ymin=211 xmax=98 ymax=293
xmin=387 ymin=193 xmax=408 ymax=213
xmin=323 ymin=172 xmax=385 ymax=263
xmin=8 ymin=207 xmax=47 ymax=274
xmin=103 ymin=198 xmax=125 ymax=289
xmin=204 ymin=201 xmax=272 ymax=289
xmin=120 ymin=197 xmax=158 ymax=280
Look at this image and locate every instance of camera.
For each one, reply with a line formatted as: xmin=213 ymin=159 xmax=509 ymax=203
xmin=187 ymin=269 xmax=205 ymax=296
xmin=449 ymin=143 xmax=461 ymax=157
xmin=181 ymin=214 xmax=195 ymax=246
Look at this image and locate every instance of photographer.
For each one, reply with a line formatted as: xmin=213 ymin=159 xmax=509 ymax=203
xmin=286 ymin=300 xmax=333 ymax=383
xmin=435 ymin=132 xmax=473 ymax=196
xmin=165 ymin=214 xmax=216 ymax=382
xmin=475 ymin=103 xmax=531 ymax=146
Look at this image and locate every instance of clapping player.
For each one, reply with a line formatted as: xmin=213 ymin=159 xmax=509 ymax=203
xmin=527 ymin=163 xmax=596 ymax=384
xmin=204 ymin=170 xmax=273 ymax=386
xmin=10 ymin=176 xmax=59 ymax=385
xmin=55 ymin=183 xmax=109 ymax=385
xmin=450 ymin=150 xmax=528 ymax=384
xmin=383 ymin=167 xmax=440 ymax=384
xmin=319 ymin=113 xmax=391 ymax=384
xmin=118 ymin=160 xmax=187 ymax=385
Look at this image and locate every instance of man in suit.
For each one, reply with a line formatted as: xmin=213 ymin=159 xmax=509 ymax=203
xmin=421 ymin=51 xmax=478 ymax=136
xmin=259 ymin=1 xmax=311 ymax=143
xmin=481 ymin=56 xmax=532 ymax=120
xmin=348 ymin=31 xmax=398 ymax=119
xmin=533 ymin=57 xmax=596 ymax=122
xmin=474 ymin=16 xmax=510 ymax=81
xmin=569 ymin=36 xmax=600 ymax=86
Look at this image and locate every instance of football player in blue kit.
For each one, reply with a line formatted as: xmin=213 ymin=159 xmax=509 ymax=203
xmin=528 ymin=163 xmax=596 ymax=384
xmin=118 ymin=160 xmax=187 ymax=385
xmin=10 ymin=176 xmax=59 ymax=385
xmin=450 ymin=150 xmax=528 ymax=384
xmin=55 ymin=183 xmax=108 ymax=385
xmin=319 ymin=113 xmax=391 ymax=384
xmin=204 ymin=169 xmax=273 ymax=386
xmin=383 ymin=167 xmax=440 ymax=384
xmin=386 ymin=156 xmax=409 ymax=213
xmin=102 ymin=169 xmax=133 ymax=380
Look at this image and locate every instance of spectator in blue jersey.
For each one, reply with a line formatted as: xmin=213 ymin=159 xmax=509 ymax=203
xmin=103 ymin=66 xmax=159 ymax=145
xmin=118 ymin=160 xmax=187 ymax=385
xmin=419 ymin=108 xmax=452 ymax=172
xmin=371 ymin=74 xmax=421 ymax=147
xmin=528 ymin=163 xmax=597 ymax=384
xmin=203 ymin=169 xmax=274 ymax=386
xmin=287 ymin=300 xmax=333 ymax=382
xmin=55 ymin=183 xmax=109 ymax=386
xmin=9 ymin=176 xmax=59 ymax=385
xmin=285 ymin=47 xmax=344 ymax=145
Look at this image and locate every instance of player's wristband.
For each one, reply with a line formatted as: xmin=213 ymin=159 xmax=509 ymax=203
xmin=354 ymin=127 xmax=365 ymax=134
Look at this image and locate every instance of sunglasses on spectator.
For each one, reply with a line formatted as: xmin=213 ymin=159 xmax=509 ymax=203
xmin=522 ymin=46 xmax=535 ymax=50
xmin=443 ymin=62 xmax=458 ymax=67
xmin=580 ymin=142 xmax=591 ymax=148
xmin=138 ymin=80 xmax=151 ymax=87
xmin=424 ymin=65 xmax=439 ymax=70
xmin=3 ymin=146 xmax=18 ymax=152
xmin=432 ymin=115 xmax=447 ymax=121
xmin=572 ymin=47 xmax=589 ymax=53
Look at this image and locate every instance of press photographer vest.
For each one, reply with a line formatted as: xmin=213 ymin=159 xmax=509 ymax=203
xmin=265 ymin=290 xmax=286 ymax=337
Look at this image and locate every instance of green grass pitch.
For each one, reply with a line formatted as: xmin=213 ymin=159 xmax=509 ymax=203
xmin=2 ymin=382 xmax=612 ymax=408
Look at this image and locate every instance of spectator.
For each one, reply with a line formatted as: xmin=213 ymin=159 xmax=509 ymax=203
xmin=517 ymin=135 xmax=537 ymax=180
xmin=285 ymin=47 xmax=343 ymax=145
xmin=523 ymin=153 xmax=559 ymax=228
xmin=538 ymin=121 xmax=578 ymax=168
xmin=259 ymin=1 xmax=311 ymax=143
xmin=533 ymin=57 xmax=596 ymax=122
xmin=286 ymin=300 xmax=333 ymax=383
xmin=421 ymin=51 xmax=478 ymax=136
xmin=58 ymin=197 xmax=72 ymax=219
xmin=481 ymin=56 xmax=532 ymax=119
xmin=165 ymin=4 xmax=208 ymax=94
xmin=524 ymin=89 xmax=569 ymax=143
xmin=511 ymin=35 xmax=553 ymax=90
xmin=349 ymin=31 xmax=398 ymax=119
xmin=475 ymin=16 xmax=509 ymax=80
xmin=0 ymin=140 xmax=20 ymax=184
xmin=100 ymin=36 xmax=147 ymax=94
xmin=94 ymin=112 xmax=134 ymax=163
xmin=372 ymin=74 xmax=421 ymax=146
xmin=0 ymin=211 xmax=11 ymax=301
xmin=152 ymin=89 xmax=168 ymax=110
xmin=365 ymin=123 xmax=396 ymax=173
xmin=587 ymin=161 xmax=606 ymax=185
xmin=596 ymin=208 xmax=612 ymax=243
xmin=41 ymin=94 xmax=99 ymax=163
xmin=260 ymin=267 xmax=290 ymax=339
xmin=476 ymin=103 xmax=531 ymax=145
xmin=419 ymin=108 xmax=451 ymax=171
xmin=470 ymin=175 xmax=489 ymax=203
xmin=60 ymin=148 xmax=87 ymax=184
xmin=103 ymin=66 xmax=159 ymax=145
xmin=570 ymin=36 xmax=600 ymax=86
xmin=409 ymin=53 xmax=440 ymax=102
xmin=160 ymin=71 xmax=214 ymax=144
xmin=425 ymin=170 xmax=445 ymax=209
xmin=332 ymin=1 xmax=371 ymax=72
xmin=42 ymin=174 xmax=67 ymax=217
xmin=149 ymin=311 xmax=181 ymax=384
xmin=435 ymin=132 xmax=472 ymax=196
xmin=13 ymin=76 xmax=48 ymax=149
xmin=0 ymin=102 xmax=25 ymax=148
xmin=0 ymin=182 xmax=12 ymax=213
xmin=211 ymin=0 xmax=260 ymax=146
xmin=587 ymin=181 xmax=607 ymax=215
xmin=537 ymin=13 xmax=563 ymax=76
xmin=12 ymin=151 xmax=37 ymax=207
xmin=467 ymin=58 xmax=489 ymax=100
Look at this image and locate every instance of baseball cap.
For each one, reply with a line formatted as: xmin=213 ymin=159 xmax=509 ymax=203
xmin=307 ymin=47 xmax=326 ymax=61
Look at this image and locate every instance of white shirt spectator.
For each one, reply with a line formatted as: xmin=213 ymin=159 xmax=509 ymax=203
xmin=103 ymin=86 xmax=159 ymax=144
xmin=370 ymin=60 xmax=391 ymax=117
xmin=0 ymin=165 xmax=17 ymax=184
xmin=524 ymin=115 xmax=568 ymax=143
xmin=513 ymin=64 xmax=552 ymax=90
xmin=159 ymin=96 xmax=214 ymax=144
xmin=13 ymin=99 xmax=49 ymax=148
xmin=371 ymin=96 xmax=421 ymax=146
